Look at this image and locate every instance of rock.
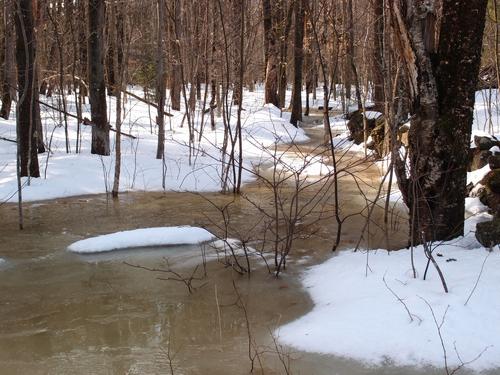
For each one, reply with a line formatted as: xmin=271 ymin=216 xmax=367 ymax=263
xmin=346 ymin=110 xmax=377 ymax=145
xmin=489 ymin=154 xmax=500 ymax=170
xmin=468 ymin=148 xmax=491 ymax=171
xmin=474 ymin=135 xmax=499 ymax=151
xmin=489 ymin=170 xmax=500 ymax=194
xmin=479 ymin=171 xmax=500 ymax=215
xmin=475 ymin=218 xmax=500 ymax=248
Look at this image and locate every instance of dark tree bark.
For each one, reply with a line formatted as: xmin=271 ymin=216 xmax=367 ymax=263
xmin=263 ymin=0 xmax=279 ymax=107
xmin=393 ymin=0 xmax=488 ymax=243
xmin=156 ymin=0 xmax=166 ymax=160
xmin=1 ymin=0 xmax=15 ymax=119
xmin=15 ymin=0 xmax=40 ymax=177
xmin=88 ymin=0 xmax=109 ymax=155
xmin=290 ymin=0 xmax=305 ymax=126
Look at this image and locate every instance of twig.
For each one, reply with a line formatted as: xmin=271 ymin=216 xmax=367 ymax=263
xmin=464 ymin=251 xmax=491 ymax=306
xmin=383 ymin=273 xmax=421 ymax=323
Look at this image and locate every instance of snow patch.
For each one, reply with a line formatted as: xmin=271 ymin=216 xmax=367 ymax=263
xmin=67 ymin=226 xmax=215 ymax=253
xmin=277 ymin=229 xmax=500 ymax=371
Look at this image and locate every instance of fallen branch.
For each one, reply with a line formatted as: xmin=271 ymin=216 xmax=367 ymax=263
xmin=119 ymin=87 xmax=174 ymax=117
xmin=38 ymin=100 xmax=137 ymax=140
xmin=0 ymin=136 xmax=16 ymax=143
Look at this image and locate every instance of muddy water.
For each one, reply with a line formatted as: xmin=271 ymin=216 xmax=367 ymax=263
xmin=0 ymin=118 xmax=431 ymax=375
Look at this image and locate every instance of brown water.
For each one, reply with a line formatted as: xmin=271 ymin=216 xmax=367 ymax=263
xmin=0 ymin=118 xmax=447 ymax=375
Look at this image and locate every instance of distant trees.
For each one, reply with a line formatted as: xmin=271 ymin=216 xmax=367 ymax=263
xmin=3 ymin=0 xmax=494 ymax=241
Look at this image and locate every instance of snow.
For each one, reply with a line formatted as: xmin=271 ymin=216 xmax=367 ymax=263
xmin=468 ymin=164 xmax=491 ymax=185
xmin=0 ymin=87 xmax=307 ymax=202
xmin=67 ymin=226 xmax=215 ymax=253
xmin=277 ymin=229 xmax=499 ymax=370
xmin=490 ymin=145 xmax=500 ymax=154
xmin=363 ymin=110 xmax=382 ymax=120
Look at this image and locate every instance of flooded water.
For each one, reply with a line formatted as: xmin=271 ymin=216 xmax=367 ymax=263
xmin=0 ymin=118 xmax=458 ymax=374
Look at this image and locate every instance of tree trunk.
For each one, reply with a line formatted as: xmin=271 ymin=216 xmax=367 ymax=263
xmin=372 ymin=0 xmax=384 ymax=111
xmin=263 ymin=0 xmax=279 ymax=107
xmin=1 ymin=0 xmax=15 ymax=120
xmin=156 ymin=0 xmax=166 ymax=160
xmin=231 ymin=0 xmax=243 ymax=106
xmin=88 ymin=0 xmax=109 ymax=155
xmin=15 ymin=0 xmax=40 ymax=177
xmin=393 ymin=0 xmax=488 ymax=243
xmin=290 ymin=0 xmax=305 ymax=126
xmin=169 ymin=0 xmax=181 ymax=111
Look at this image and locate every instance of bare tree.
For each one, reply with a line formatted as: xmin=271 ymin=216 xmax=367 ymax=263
xmin=392 ymin=0 xmax=488 ymax=243
xmin=88 ymin=0 xmax=109 ymax=155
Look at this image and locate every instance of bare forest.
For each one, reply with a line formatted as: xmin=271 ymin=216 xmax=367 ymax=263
xmin=1 ymin=0 xmax=500 ymax=374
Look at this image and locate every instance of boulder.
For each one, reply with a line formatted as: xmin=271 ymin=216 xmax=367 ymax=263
xmin=475 ymin=218 xmax=500 ymax=248
xmin=474 ymin=135 xmax=499 ymax=151
xmin=479 ymin=170 xmax=500 ymax=216
xmin=489 ymin=170 xmax=500 ymax=194
xmin=468 ymin=148 xmax=491 ymax=171
xmin=346 ymin=110 xmax=377 ymax=145
xmin=489 ymin=154 xmax=500 ymax=170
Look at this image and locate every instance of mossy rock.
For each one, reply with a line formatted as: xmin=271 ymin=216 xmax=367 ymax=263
xmin=346 ymin=110 xmax=376 ymax=145
xmin=474 ymin=135 xmax=500 ymax=151
xmin=475 ymin=218 xmax=500 ymax=248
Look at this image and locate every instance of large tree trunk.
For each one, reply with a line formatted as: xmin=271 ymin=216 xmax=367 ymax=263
xmin=15 ymin=0 xmax=40 ymax=177
xmin=290 ymin=0 xmax=305 ymax=126
xmin=263 ymin=0 xmax=279 ymax=107
xmin=393 ymin=0 xmax=488 ymax=243
xmin=1 ymin=0 xmax=15 ymax=119
xmin=88 ymin=0 xmax=109 ymax=155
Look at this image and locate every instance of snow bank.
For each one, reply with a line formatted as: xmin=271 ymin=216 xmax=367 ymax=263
xmin=67 ymin=226 xmax=215 ymax=253
xmin=0 ymin=88 xmax=308 ymax=202
xmin=278 ymin=223 xmax=500 ymax=371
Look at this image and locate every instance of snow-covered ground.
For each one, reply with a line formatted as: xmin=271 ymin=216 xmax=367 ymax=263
xmin=0 ymin=87 xmax=307 ymax=202
xmin=67 ymin=226 xmax=215 ymax=253
xmin=277 ymin=215 xmax=499 ymax=372
xmin=277 ymin=89 xmax=500 ymax=372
